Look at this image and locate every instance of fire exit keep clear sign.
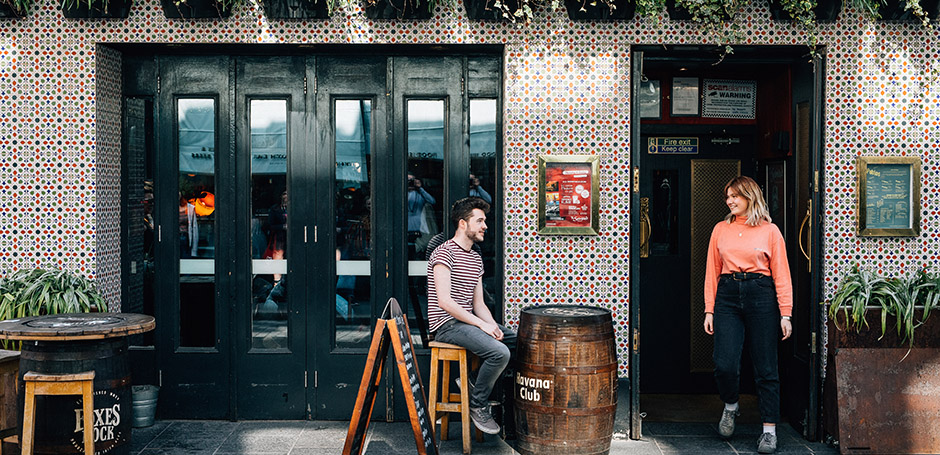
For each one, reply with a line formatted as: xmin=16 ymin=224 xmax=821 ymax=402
xmin=649 ymin=137 xmax=699 ymax=154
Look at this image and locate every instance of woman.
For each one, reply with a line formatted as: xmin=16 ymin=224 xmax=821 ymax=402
xmin=703 ymin=176 xmax=792 ymax=454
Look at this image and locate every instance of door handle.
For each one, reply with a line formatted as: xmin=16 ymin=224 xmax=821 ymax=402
xmin=798 ymin=198 xmax=812 ymax=273
xmin=640 ymin=197 xmax=651 ymax=258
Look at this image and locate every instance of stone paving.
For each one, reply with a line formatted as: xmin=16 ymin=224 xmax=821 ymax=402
xmin=130 ymin=420 xmax=840 ymax=454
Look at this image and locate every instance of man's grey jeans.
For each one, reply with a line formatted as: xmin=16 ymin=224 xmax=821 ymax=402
xmin=434 ymin=319 xmax=516 ymax=409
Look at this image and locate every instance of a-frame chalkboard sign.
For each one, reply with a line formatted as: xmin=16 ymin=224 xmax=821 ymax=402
xmin=343 ymin=298 xmax=438 ymax=455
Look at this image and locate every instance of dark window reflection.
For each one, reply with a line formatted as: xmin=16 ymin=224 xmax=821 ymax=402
xmin=406 ymin=99 xmax=445 ymax=348
xmin=469 ymin=99 xmax=498 ymax=314
xmin=178 ymin=98 xmax=216 ymax=348
xmin=124 ymin=97 xmax=155 ymax=346
xmin=250 ymin=99 xmax=289 ymax=350
xmin=334 ymin=100 xmax=373 ymax=349
xmin=650 ymin=169 xmax=678 ymax=256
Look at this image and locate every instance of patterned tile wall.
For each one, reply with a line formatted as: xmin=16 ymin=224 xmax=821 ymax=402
xmin=0 ymin=0 xmax=937 ymax=378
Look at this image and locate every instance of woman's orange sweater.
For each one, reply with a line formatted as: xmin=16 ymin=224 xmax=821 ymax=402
xmin=704 ymin=216 xmax=793 ymax=317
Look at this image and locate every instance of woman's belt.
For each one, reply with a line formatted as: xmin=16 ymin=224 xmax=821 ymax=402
xmin=721 ymin=272 xmax=768 ymax=281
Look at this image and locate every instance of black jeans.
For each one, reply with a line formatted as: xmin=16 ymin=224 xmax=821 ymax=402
xmin=434 ymin=319 xmax=517 ymax=409
xmin=713 ymin=274 xmax=780 ymax=423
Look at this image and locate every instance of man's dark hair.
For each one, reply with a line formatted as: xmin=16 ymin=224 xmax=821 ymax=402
xmin=450 ymin=197 xmax=490 ymax=229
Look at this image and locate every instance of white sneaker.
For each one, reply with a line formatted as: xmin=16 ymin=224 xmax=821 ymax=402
xmin=469 ymin=405 xmax=500 ymax=435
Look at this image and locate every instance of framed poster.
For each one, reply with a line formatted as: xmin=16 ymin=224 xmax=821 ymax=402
xmin=671 ymin=77 xmax=700 ymax=117
xmin=538 ymin=155 xmax=600 ymax=235
xmin=639 ymin=80 xmax=662 ymax=119
xmin=702 ymin=79 xmax=757 ymax=119
xmin=857 ymin=156 xmax=921 ymax=237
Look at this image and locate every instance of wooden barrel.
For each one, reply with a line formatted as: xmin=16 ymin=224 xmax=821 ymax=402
xmin=514 ymin=305 xmax=618 ymax=455
xmin=18 ymin=337 xmax=132 ymax=455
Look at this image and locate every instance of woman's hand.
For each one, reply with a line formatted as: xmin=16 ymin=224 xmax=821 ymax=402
xmin=704 ymin=313 xmax=714 ymax=335
xmin=781 ymin=318 xmax=792 ymax=340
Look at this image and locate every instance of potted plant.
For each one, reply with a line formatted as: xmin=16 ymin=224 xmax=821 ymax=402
xmin=0 ymin=267 xmax=105 ymax=350
xmin=563 ymin=0 xmax=635 ymax=20
xmin=260 ymin=0 xmax=330 ymax=19
xmin=160 ymin=0 xmax=240 ymax=18
xmin=0 ymin=0 xmax=29 ymax=17
xmin=60 ymin=0 xmax=133 ymax=18
xmin=824 ymin=266 xmax=940 ymax=454
xmin=364 ymin=0 xmax=442 ymax=19
xmin=463 ymin=0 xmax=517 ymax=21
xmin=768 ymin=0 xmax=841 ymax=22
xmin=851 ymin=0 xmax=938 ymax=24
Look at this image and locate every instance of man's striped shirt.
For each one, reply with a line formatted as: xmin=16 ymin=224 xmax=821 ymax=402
xmin=427 ymin=239 xmax=483 ymax=332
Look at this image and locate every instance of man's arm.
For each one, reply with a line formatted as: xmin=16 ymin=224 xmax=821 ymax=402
xmin=433 ymin=264 xmax=502 ymax=339
xmin=471 ymin=277 xmax=503 ymax=340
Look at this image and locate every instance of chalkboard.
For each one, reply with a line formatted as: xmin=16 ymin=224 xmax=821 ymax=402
xmin=342 ymin=298 xmax=438 ymax=455
xmin=858 ymin=157 xmax=921 ymax=237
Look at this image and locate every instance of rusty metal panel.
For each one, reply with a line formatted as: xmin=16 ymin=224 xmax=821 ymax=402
xmin=835 ymin=348 xmax=940 ymax=454
xmin=689 ymin=160 xmax=740 ymax=373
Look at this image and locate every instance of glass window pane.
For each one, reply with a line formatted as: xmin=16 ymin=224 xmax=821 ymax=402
xmin=124 ymin=98 xmax=155 ymax=346
xmin=469 ymin=99 xmax=499 ymax=317
xmin=335 ymin=100 xmax=373 ymax=349
xmin=406 ymin=99 xmax=445 ymax=348
xmin=178 ymin=98 xmax=216 ymax=348
xmin=250 ymin=99 xmax=289 ymax=350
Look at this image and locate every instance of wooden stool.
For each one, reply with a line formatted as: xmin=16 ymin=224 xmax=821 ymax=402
xmin=21 ymin=371 xmax=95 ymax=455
xmin=427 ymin=341 xmax=483 ymax=454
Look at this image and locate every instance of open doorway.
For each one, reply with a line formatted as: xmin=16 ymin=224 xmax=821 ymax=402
xmin=630 ymin=45 xmax=824 ymax=441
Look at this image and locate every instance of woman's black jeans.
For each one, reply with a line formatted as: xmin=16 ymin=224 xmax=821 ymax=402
xmin=713 ymin=274 xmax=780 ymax=424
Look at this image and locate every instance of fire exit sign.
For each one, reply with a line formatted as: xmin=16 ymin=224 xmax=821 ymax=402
xmin=648 ymin=137 xmax=699 ymax=154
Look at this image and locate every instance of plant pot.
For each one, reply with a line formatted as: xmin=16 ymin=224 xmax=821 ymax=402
xmin=159 ymin=0 xmax=232 ymax=18
xmin=0 ymin=1 xmax=27 ymax=17
xmin=768 ymin=0 xmax=841 ymax=21
xmin=61 ymin=0 xmax=132 ymax=19
xmin=876 ymin=0 xmax=940 ymax=21
xmin=364 ymin=0 xmax=432 ymax=19
xmin=665 ymin=0 xmax=691 ymax=19
xmin=260 ymin=0 xmax=329 ymax=18
xmin=462 ymin=0 xmax=502 ymax=20
xmin=564 ymin=0 xmax=635 ymax=20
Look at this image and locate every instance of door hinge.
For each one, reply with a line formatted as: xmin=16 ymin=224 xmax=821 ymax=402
xmin=461 ymin=77 xmax=465 ymax=96
xmin=632 ymin=329 xmax=639 ymax=353
xmin=303 ymin=76 xmax=307 ymax=95
xmin=814 ymin=170 xmax=819 ymax=193
xmin=157 ymin=75 xmax=161 ymax=95
xmin=633 ymin=168 xmax=640 ymax=194
xmin=315 ymin=371 xmax=318 ymax=388
xmin=313 ymin=74 xmax=317 ymax=94
xmin=158 ymin=225 xmax=162 ymax=242
xmin=811 ymin=332 xmax=817 ymax=354
xmin=314 ymin=226 xmax=318 ymax=243
xmin=158 ymin=370 xmax=163 ymax=387
xmin=304 ymin=371 xmax=308 ymax=388
xmin=304 ymin=226 xmax=308 ymax=243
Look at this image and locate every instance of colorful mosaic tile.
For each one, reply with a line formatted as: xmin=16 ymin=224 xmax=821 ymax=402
xmin=0 ymin=0 xmax=938 ymax=377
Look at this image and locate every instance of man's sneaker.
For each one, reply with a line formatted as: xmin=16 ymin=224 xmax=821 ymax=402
xmin=455 ymin=377 xmax=475 ymax=393
xmin=469 ymin=405 xmax=500 ymax=435
xmin=718 ymin=408 xmax=739 ymax=439
xmin=757 ymin=432 xmax=777 ymax=453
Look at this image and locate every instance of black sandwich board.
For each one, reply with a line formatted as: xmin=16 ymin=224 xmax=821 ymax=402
xmin=343 ymin=298 xmax=437 ymax=455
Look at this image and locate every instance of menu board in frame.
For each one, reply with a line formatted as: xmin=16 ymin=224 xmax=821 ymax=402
xmin=857 ymin=156 xmax=921 ymax=237
xmin=538 ymin=155 xmax=600 ymax=235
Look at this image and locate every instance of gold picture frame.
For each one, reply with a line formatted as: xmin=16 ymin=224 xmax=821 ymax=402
xmin=857 ymin=156 xmax=921 ymax=237
xmin=537 ymin=155 xmax=600 ymax=235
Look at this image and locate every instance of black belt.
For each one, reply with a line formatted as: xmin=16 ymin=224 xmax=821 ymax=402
xmin=721 ymin=272 xmax=767 ymax=281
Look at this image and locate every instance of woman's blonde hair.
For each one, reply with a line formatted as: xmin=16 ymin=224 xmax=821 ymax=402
xmin=724 ymin=176 xmax=771 ymax=226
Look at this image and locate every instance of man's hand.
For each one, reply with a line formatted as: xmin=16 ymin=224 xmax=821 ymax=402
xmin=704 ymin=313 xmax=714 ymax=335
xmin=781 ymin=318 xmax=792 ymax=340
xmin=478 ymin=321 xmax=503 ymax=340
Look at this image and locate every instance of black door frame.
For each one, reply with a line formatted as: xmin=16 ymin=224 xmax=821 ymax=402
xmin=628 ymin=45 xmax=827 ymax=441
xmin=129 ymin=47 xmax=504 ymax=420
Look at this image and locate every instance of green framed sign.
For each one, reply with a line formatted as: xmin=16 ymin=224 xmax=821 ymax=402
xmin=857 ymin=156 xmax=921 ymax=237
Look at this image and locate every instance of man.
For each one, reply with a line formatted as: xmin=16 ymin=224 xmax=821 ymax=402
xmin=427 ymin=197 xmax=515 ymax=435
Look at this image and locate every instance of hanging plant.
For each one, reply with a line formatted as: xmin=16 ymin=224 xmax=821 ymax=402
xmin=563 ymin=0 xmax=635 ymax=20
xmin=364 ymin=0 xmax=437 ymax=19
xmin=60 ymin=0 xmax=132 ymax=18
xmin=769 ymin=0 xmax=841 ymax=21
xmin=463 ymin=0 xmax=515 ymax=20
xmin=675 ymin=0 xmax=746 ymax=58
xmin=0 ymin=0 xmax=29 ymax=17
xmin=851 ymin=0 xmax=936 ymax=24
xmin=260 ymin=0 xmax=330 ymax=18
xmin=160 ymin=0 xmax=241 ymax=18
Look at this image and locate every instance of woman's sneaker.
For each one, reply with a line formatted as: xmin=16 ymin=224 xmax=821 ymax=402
xmin=757 ymin=432 xmax=777 ymax=453
xmin=718 ymin=408 xmax=739 ymax=439
xmin=469 ymin=405 xmax=500 ymax=434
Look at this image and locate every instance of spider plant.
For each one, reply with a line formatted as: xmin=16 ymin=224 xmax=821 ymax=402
xmin=0 ymin=267 xmax=104 ymax=350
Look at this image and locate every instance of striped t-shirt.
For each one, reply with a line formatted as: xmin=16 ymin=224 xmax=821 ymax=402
xmin=427 ymin=239 xmax=483 ymax=332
